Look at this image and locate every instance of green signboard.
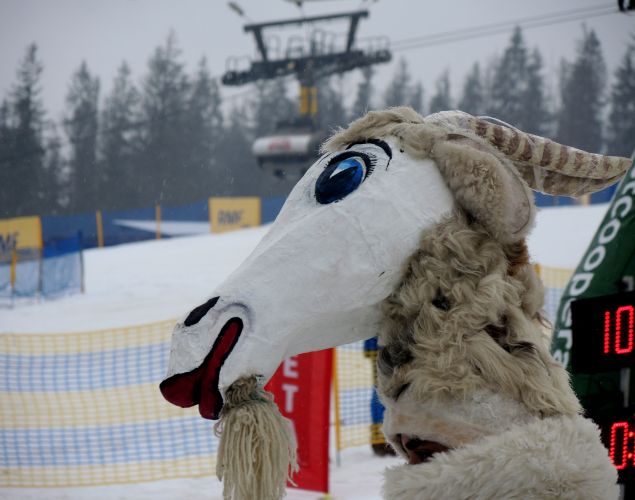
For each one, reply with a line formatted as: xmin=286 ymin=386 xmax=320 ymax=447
xmin=552 ymin=159 xmax=635 ymax=375
xmin=551 ymin=160 xmax=635 ymax=481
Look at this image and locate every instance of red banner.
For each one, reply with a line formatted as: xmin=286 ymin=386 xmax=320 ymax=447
xmin=266 ymin=348 xmax=333 ymax=493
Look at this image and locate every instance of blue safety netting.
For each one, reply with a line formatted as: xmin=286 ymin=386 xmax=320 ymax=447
xmin=12 ymin=249 xmax=40 ymax=298
xmin=0 ymin=255 xmax=12 ymax=302
xmin=0 ymin=235 xmax=83 ymax=303
xmin=41 ymin=234 xmax=83 ymax=298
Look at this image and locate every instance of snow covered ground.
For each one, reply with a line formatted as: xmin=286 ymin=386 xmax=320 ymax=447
xmin=0 ymin=203 xmax=610 ymax=499
xmin=1 ymin=447 xmax=401 ymax=500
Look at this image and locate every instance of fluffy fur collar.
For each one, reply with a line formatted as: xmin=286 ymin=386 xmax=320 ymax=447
xmin=383 ymin=414 xmax=618 ymax=500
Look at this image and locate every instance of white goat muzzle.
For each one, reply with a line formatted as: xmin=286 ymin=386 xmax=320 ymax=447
xmin=160 ymin=139 xmax=455 ymax=419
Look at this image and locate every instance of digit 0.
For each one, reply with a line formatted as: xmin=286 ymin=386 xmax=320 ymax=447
xmin=610 ymin=421 xmax=632 ymax=470
xmin=615 ymin=305 xmax=634 ymax=355
xmin=604 ymin=305 xmax=635 ymax=355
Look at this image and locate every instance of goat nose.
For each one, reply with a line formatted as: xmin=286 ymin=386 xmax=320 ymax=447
xmin=160 ymin=315 xmax=244 ymax=420
xmin=183 ymin=296 xmax=220 ymax=326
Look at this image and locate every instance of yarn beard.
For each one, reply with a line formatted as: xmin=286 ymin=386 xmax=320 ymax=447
xmin=214 ymin=376 xmax=298 ymax=500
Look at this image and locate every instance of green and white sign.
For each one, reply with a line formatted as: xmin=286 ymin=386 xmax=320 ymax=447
xmin=551 ymin=159 xmax=635 ymax=405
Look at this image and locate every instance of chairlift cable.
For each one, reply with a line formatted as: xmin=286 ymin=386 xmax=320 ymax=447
xmin=391 ymin=5 xmax=616 ymax=51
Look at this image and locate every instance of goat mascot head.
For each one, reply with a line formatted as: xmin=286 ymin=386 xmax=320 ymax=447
xmin=161 ymin=108 xmax=631 ymax=500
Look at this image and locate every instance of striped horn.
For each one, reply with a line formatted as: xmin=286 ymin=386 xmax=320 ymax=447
xmin=426 ymin=111 xmax=631 ymax=197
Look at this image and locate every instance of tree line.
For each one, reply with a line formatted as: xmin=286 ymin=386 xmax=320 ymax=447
xmin=0 ymin=27 xmax=633 ymax=219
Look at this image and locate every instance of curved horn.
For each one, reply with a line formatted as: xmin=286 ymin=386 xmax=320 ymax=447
xmin=425 ymin=111 xmax=631 ymax=196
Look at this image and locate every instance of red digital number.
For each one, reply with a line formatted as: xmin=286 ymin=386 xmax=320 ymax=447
xmin=603 ymin=305 xmax=634 ymax=355
xmin=610 ymin=421 xmax=634 ymax=470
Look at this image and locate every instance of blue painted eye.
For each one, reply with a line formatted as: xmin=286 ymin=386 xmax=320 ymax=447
xmin=315 ymin=155 xmax=368 ymax=204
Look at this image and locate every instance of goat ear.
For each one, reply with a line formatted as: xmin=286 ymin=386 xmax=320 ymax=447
xmin=432 ymin=137 xmax=535 ymax=243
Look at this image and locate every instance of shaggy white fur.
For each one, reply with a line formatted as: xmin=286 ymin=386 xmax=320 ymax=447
xmin=382 ymin=390 xmax=535 ymax=452
xmin=378 ymin=212 xmax=581 ymax=417
xmin=383 ymin=414 xmax=618 ymax=500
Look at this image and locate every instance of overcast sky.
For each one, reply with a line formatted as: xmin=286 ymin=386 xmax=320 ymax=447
xmin=0 ymin=0 xmax=633 ymax=123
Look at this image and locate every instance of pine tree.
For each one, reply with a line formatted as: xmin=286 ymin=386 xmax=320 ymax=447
xmin=606 ymin=32 xmax=635 ymax=158
xmin=100 ymin=62 xmax=141 ymax=209
xmin=408 ymin=82 xmax=424 ymax=115
xmin=351 ymin=66 xmax=374 ymax=119
xmin=487 ymin=27 xmax=550 ymax=133
xmin=383 ymin=58 xmax=412 ymax=108
xmin=252 ymin=78 xmax=295 ymax=138
xmin=42 ymin=124 xmax=65 ymax=213
xmin=556 ymin=28 xmax=607 ymax=153
xmin=522 ymin=49 xmax=550 ymax=136
xmin=2 ymin=44 xmax=47 ymax=217
xmin=0 ymin=99 xmax=14 ymax=217
xmin=316 ymin=76 xmax=347 ymax=131
xmin=487 ymin=26 xmax=528 ymax=127
xmin=138 ymin=31 xmax=190 ymax=205
xmin=215 ymin=104 xmax=256 ymax=195
xmin=459 ymin=63 xmax=485 ymax=116
xmin=64 ymin=61 xmax=100 ymax=212
xmin=183 ymin=57 xmax=224 ymax=200
xmin=429 ymin=71 xmax=452 ymax=114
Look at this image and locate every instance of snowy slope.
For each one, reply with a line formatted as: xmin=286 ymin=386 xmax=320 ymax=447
xmin=1 ymin=225 xmax=270 ymax=333
xmin=528 ymin=203 xmax=608 ymax=268
xmin=0 ymin=203 xmax=611 ymax=500
xmin=0 ymin=447 xmax=400 ymax=500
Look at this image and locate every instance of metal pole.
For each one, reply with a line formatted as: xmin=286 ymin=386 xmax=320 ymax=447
xmin=331 ymin=348 xmax=342 ymax=467
xmin=95 ymin=210 xmax=104 ymax=248
xmin=155 ymin=204 xmax=162 ymax=240
xmin=9 ymin=247 xmax=17 ymax=297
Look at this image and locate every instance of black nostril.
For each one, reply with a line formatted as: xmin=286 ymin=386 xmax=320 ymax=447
xmin=432 ymin=289 xmax=451 ymax=311
xmin=184 ymin=296 xmax=220 ymax=326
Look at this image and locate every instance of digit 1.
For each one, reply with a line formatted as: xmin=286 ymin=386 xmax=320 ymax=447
xmin=610 ymin=421 xmax=629 ymax=470
xmin=615 ymin=305 xmax=634 ymax=355
xmin=604 ymin=310 xmax=611 ymax=354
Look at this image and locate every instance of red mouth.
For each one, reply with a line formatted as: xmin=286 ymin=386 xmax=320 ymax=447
xmin=159 ymin=317 xmax=243 ymax=420
xmin=398 ymin=434 xmax=451 ymax=465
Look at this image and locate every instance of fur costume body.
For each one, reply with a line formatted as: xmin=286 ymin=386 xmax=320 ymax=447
xmin=383 ymin=414 xmax=618 ymax=500
xmin=377 ymin=212 xmax=617 ymax=499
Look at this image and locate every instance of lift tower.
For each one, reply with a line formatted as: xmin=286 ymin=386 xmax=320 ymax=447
xmin=222 ymin=9 xmax=391 ymax=179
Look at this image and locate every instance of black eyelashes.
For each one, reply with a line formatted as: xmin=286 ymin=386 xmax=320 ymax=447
xmin=325 ymin=150 xmax=376 ymax=178
xmin=346 ymin=139 xmax=393 ymax=160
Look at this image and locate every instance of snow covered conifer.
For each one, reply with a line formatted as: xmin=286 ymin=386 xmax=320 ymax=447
xmin=100 ymin=62 xmax=141 ymax=209
xmin=606 ymin=32 xmax=635 ymax=158
xmin=351 ymin=66 xmax=375 ymax=119
xmin=1 ymin=44 xmax=47 ymax=217
xmin=139 ymin=31 xmax=190 ymax=205
xmin=556 ymin=28 xmax=607 ymax=153
xmin=428 ymin=71 xmax=452 ymax=114
xmin=459 ymin=63 xmax=485 ymax=117
xmin=64 ymin=61 xmax=100 ymax=212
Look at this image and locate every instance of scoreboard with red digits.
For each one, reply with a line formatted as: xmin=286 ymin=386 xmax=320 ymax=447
xmin=572 ymin=291 xmax=635 ymax=373
xmin=592 ymin=408 xmax=635 ymax=482
xmin=572 ymin=291 xmax=635 ymax=483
